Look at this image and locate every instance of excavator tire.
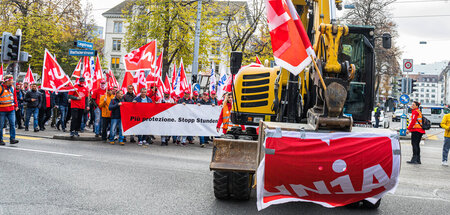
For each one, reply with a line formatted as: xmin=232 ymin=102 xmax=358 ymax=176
xmin=213 ymin=171 xmax=230 ymax=200
xmin=231 ymin=172 xmax=252 ymax=200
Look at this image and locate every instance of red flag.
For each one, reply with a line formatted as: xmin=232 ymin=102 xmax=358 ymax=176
xmin=266 ymin=0 xmax=314 ymax=75
xmin=122 ymin=71 xmax=135 ymax=94
xmin=178 ymin=59 xmax=189 ymax=94
xmin=134 ymin=70 xmax=147 ymax=93
xmin=72 ymin=58 xmax=82 ymax=78
xmin=0 ymin=64 xmax=4 ymax=81
xmin=171 ymin=63 xmax=177 ymax=90
xmin=105 ymin=69 xmax=119 ymax=89
xmin=124 ymin=40 xmax=157 ymax=71
xmin=256 ymin=56 xmax=262 ymax=64
xmin=92 ymin=56 xmax=104 ymax=90
xmin=82 ymin=56 xmax=93 ymax=90
xmin=163 ymin=75 xmax=171 ymax=94
xmin=24 ymin=66 xmax=35 ymax=84
xmin=41 ymin=49 xmax=75 ymax=92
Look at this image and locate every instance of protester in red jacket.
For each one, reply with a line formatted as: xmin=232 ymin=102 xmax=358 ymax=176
xmin=406 ymin=101 xmax=425 ymax=164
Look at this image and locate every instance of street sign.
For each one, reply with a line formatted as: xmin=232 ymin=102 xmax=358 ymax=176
xmin=69 ymin=49 xmax=97 ymax=56
xmin=74 ymin=40 xmax=93 ymax=49
xmin=403 ymin=59 xmax=413 ymax=72
xmin=192 ymin=83 xmax=200 ymax=93
xmin=399 ymin=94 xmax=410 ymax=104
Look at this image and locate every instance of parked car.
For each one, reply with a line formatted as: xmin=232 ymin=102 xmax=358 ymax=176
xmin=392 ymin=109 xmax=404 ymax=122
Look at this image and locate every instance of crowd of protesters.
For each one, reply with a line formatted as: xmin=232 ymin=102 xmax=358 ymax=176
xmin=1 ymin=75 xmax=227 ymax=148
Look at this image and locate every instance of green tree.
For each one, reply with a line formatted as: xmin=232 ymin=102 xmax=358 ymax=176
xmin=123 ymin=0 xmax=223 ymax=79
xmin=0 ymin=0 xmax=99 ymax=76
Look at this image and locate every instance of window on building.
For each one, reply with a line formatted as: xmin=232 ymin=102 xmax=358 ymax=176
xmin=431 ymin=100 xmax=436 ymax=104
xmin=111 ymin=57 xmax=120 ymax=69
xmin=113 ymin=39 xmax=121 ymax=51
xmin=114 ymin=22 xmax=123 ymax=33
xmin=426 ymin=93 xmax=430 ymax=97
xmin=432 ymin=89 xmax=436 ymax=92
xmin=426 ymin=89 xmax=429 ymax=92
xmin=426 ymin=99 xmax=429 ymax=103
xmin=421 ymin=88 xmax=424 ymax=92
xmin=432 ymin=95 xmax=435 ymax=98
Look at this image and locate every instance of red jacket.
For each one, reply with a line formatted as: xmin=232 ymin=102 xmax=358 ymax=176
xmin=408 ymin=108 xmax=425 ymax=134
xmin=0 ymin=84 xmax=18 ymax=112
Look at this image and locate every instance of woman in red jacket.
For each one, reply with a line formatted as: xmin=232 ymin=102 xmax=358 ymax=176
xmin=406 ymin=101 xmax=425 ymax=164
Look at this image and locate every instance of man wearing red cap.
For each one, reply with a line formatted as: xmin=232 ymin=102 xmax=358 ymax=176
xmin=0 ymin=75 xmax=19 ymax=145
xmin=210 ymin=90 xmax=218 ymax=105
xmin=147 ymin=84 xmax=158 ymax=103
xmin=68 ymin=77 xmax=89 ymax=138
xmin=92 ymin=80 xmax=107 ymax=137
xmin=192 ymin=91 xmax=200 ymax=104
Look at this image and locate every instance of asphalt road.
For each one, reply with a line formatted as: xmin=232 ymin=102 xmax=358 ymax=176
xmin=0 ymin=129 xmax=450 ymax=215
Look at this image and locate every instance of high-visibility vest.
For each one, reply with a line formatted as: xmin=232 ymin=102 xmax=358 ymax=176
xmin=222 ymin=104 xmax=235 ymax=130
xmin=0 ymin=85 xmax=14 ymax=108
xmin=412 ymin=110 xmax=423 ymax=129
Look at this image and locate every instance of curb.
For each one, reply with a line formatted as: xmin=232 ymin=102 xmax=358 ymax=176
xmin=53 ymin=134 xmax=102 ymax=141
xmin=14 ymin=133 xmax=53 ymax=139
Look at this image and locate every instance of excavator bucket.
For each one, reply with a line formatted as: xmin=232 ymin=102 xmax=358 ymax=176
xmin=210 ymin=138 xmax=260 ymax=173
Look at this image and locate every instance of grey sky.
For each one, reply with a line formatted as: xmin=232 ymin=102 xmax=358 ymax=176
xmin=87 ymin=0 xmax=450 ymax=65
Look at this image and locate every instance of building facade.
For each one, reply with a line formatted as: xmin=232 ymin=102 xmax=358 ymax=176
xmin=408 ymin=74 xmax=444 ymax=105
xmin=102 ymin=1 xmax=130 ymax=76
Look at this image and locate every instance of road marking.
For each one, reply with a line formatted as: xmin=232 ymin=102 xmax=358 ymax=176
xmin=427 ymin=135 xmax=438 ymax=140
xmin=0 ymin=146 xmax=82 ymax=157
xmin=4 ymin=134 xmax=42 ymax=140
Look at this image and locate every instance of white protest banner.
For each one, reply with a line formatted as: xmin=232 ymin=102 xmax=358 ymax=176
xmin=121 ymin=103 xmax=221 ymax=136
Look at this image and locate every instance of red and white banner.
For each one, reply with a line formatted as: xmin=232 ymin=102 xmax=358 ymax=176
xmin=24 ymin=66 xmax=35 ymax=84
xmin=257 ymin=130 xmax=400 ymax=210
xmin=266 ymin=0 xmax=314 ymax=75
xmin=121 ymin=103 xmax=221 ymax=136
xmin=41 ymin=49 xmax=75 ymax=92
xmin=124 ymin=40 xmax=157 ymax=71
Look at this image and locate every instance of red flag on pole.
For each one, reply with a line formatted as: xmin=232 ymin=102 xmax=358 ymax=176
xmin=256 ymin=56 xmax=262 ymax=64
xmin=266 ymin=0 xmax=314 ymax=75
xmin=92 ymin=56 xmax=104 ymax=90
xmin=171 ymin=63 xmax=177 ymax=90
xmin=124 ymin=40 xmax=157 ymax=71
xmin=136 ymin=70 xmax=147 ymax=93
xmin=82 ymin=56 xmax=93 ymax=90
xmin=24 ymin=66 xmax=35 ymax=84
xmin=72 ymin=58 xmax=82 ymax=78
xmin=41 ymin=49 xmax=75 ymax=92
xmin=178 ymin=59 xmax=189 ymax=94
xmin=105 ymin=69 xmax=119 ymax=89
xmin=122 ymin=71 xmax=135 ymax=94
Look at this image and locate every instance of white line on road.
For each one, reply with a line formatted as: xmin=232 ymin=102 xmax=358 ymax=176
xmin=0 ymin=146 xmax=83 ymax=157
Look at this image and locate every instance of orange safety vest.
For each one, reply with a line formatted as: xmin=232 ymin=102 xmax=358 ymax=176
xmin=412 ymin=110 xmax=423 ymax=129
xmin=222 ymin=104 xmax=235 ymax=130
xmin=0 ymin=85 xmax=14 ymax=108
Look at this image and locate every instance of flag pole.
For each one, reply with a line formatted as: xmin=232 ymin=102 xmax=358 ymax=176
xmin=310 ymin=56 xmax=327 ymax=91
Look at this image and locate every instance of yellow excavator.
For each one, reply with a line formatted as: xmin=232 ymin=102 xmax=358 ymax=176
xmin=210 ymin=0 xmax=391 ymax=208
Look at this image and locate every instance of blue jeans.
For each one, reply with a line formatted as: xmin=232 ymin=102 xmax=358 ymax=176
xmin=94 ymin=107 xmax=101 ymax=135
xmin=0 ymin=110 xmax=15 ymax=141
xmin=443 ymin=137 xmax=450 ymax=162
xmin=81 ymin=112 xmax=88 ymax=131
xmin=25 ymin=107 xmax=39 ymax=129
xmin=59 ymin=106 xmax=68 ymax=130
xmin=110 ymin=119 xmax=123 ymax=142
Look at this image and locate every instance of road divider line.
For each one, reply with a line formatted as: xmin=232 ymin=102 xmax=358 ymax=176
xmin=4 ymin=134 xmax=42 ymax=140
xmin=0 ymin=146 xmax=83 ymax=157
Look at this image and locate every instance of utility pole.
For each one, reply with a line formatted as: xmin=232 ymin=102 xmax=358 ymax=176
xmin=191 ymin=0 xmax=203 ymax=84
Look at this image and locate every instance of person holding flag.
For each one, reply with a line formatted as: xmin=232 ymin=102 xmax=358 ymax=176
xmin=68 ymin=77 xmax=89 ymax=138
xmin=92 ymin=80 xmax=107 ymax=137
xmin=0 ymin=75 xmax=19 ymax=145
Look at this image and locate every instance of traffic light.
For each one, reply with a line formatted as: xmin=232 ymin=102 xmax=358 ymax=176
xmin=1 ymin=31 xmax=21 ymax=62
xmin=409 ymin=78 xmax=418 ymax=94
xmin=396 ymin=78 xmax=407 ymax=94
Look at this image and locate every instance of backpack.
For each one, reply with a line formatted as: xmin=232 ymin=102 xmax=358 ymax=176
xmin=419 ymin=116 xmax=431 ymax=130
